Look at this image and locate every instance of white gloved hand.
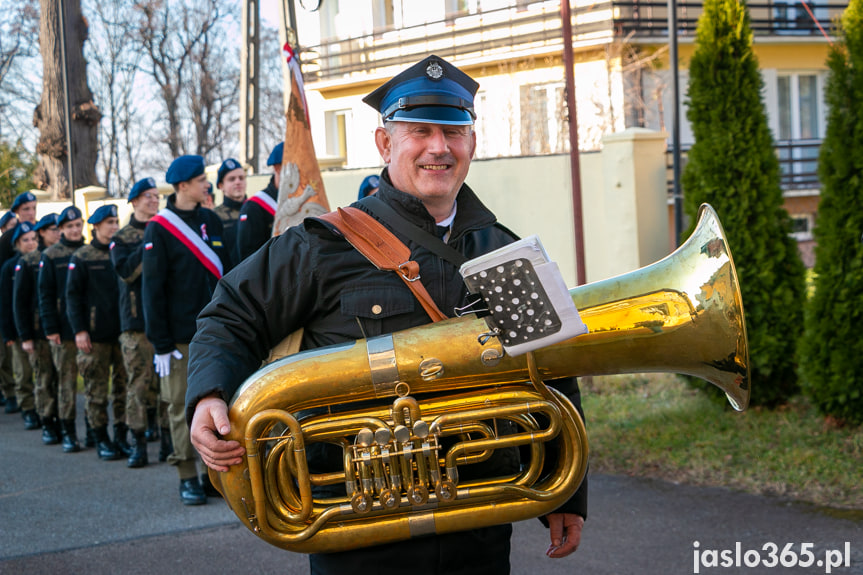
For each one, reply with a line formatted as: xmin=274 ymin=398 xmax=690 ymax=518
xmin=154 ymin=349 xmax=183 ymax=377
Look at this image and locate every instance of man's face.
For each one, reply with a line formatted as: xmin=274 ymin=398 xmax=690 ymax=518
xmin=93 ymin=216 xmax=119 ymax=243
xmin=16 ymin=201 xmax=37 ymax=224
xmin=219 ymin=168 xmax=247 ymax=202
xmin=61 ymin=219 xmax=84 ymax=242
xmin=375 ymin=121 xmax=476 ymax=209
xmin=16 ymin=231 xmax=38 ymax=254
xmin=179 ymin=174 xmax=210 ymax=205
xmin=132 ymin=189 xmax=160 ymax=219
xmin=272 ymin=163 xmax=282 ymax=189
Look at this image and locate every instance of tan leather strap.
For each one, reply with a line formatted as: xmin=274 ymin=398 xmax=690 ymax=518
xmin=318 ymin=207 xmax=448 ymax=323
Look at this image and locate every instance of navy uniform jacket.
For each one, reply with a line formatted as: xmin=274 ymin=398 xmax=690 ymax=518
xmin=13 ymin=250 xmax=44 ymax=341
xmin=66 ymin=239 xmax=121 ymax=343
xmin=38 ymin=236 xmax=85 ymax=341
xmin=214 ymin=196 xmax=244 ymax=268
xmin=235 ymin=177 xmax=277 ymax=261
xmin=142 ymin=194 xmax=231 ymax=355
xmin=110 ymin=215 xmax=147 ymax=333
xmin=0 ymin=254 xmax=21 ymax=343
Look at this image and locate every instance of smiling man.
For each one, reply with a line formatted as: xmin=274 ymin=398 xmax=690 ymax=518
xmin=185 ymin=55 xmax=587 ymax=575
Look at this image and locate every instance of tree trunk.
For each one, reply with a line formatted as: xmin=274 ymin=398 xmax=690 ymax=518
xmin=34 ymin=0 xmax=100 ymax=200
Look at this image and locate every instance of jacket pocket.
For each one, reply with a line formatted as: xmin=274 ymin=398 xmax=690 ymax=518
xmin=340 ymin=285 xmax=415 ymax=338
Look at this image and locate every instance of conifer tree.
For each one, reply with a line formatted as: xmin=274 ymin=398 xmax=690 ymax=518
xmin=681 ymin=0 xmax=807 ymax=407
xmin=799 ymin=0 xmax=863 ymax=426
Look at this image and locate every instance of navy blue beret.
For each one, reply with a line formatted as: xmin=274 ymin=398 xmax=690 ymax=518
xmin=358 ymin=175 xmax=380 ymax=200
xmin=11 ymin=191 xmax=37 ymax=212
xmin=217 ymin=158 xmax=243 ymax=185
xmin=0 ymin=211 xmax=16 ymax=229
xmin=11 ymin=221 xmax=35 ymax=244
xmin=88 ymin=204 xmax=119 ymax=225
xmin=165 ymin=155 xmax=205 ymax=184
xmin=363 ymin=55 xmax=478 ymax=126
xmin=57 ymin=206 xmax=83 ymax=227
xmin=205 ymin=182 xmax=214 ymax=196
xmin=266 ymin=142 xmax=284 ymax=167
xmin=34 ymin=213 xmax=58 ymax=231
xmin=129 ymin=177 xmax=157 ymax=202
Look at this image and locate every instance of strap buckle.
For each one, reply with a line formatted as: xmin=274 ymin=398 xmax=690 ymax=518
xmin=398 ymin=261 xmax=421 ymax=282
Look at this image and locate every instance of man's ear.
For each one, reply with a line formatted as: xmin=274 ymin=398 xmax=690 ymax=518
xmin=375 ymin=127 xmax=392 ymax=164
xmin=470 ymin=129 xmax=477 ymax=160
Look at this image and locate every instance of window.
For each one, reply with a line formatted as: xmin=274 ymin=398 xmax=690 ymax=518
xmin=789 ymin=213 xmax=814 ymax=241
xmin=519 ymin=83 xmax=566 ymax=155
xmin=324 ymin=110 xmax=349 ymax=162
xmin=776 ymin=73 xmax=823 ymax=187
xmin=372 ymin=0 xmax=394 ymax=31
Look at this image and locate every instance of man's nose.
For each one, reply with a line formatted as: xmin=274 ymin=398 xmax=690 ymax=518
xmin=426 ymin=128 xmax=450 ymax=154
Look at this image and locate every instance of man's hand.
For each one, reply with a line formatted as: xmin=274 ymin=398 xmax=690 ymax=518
xmin=545 ymin=512 xmax=584 ymax=558
xmin=75 ymin=331 xmax=92 ymax=354
xmin=46 ymin=333 xmax=61 ymax=345
xmin=190 ymin=395 xmax=245 ymax=472
xmin=21 ymin=340 xmax=34 ymax=354
xmin=154 ymin=349 xmax=183 ymax=378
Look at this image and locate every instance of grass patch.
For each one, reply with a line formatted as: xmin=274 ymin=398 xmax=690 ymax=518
xmin=581 ymin=373 xmax=863 ymax=510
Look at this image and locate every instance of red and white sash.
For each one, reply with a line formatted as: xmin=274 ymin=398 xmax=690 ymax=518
xmin=248 ymin=190 xmax=277 ymax=216
xmin=151 ymin=209 xmax=223 ymax=279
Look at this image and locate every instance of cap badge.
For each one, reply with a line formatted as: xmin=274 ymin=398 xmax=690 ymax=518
xmin=426 ymin=61 xmax=444 ymax=80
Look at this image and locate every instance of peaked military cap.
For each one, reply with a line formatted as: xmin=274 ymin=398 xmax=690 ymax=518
xmin=363 ymin=55 xmax=479 ymax=125
xmin=34 ymin=213 xmax=58 ymax=231
xmin=11 ymin=220 xmax=35 ymax=244
xmin=0 ymin=211 xmax=17 ymax=229
xmin=11 ymin=191 xmax=37 ymax=212
xmin=166 ymin=155 xmax=205 ymax=185
xmin=57 ymin=206 xmax=83 ymax=227
xmin=266 ymin=142 xmax=284 ymax=167
xmin=88 ymin=204 xmax=119 ymax=225
xmin=129 ymin=177 xmax=157 ymax=202
xmin=217 ymin=158 xmax=243 ymax=185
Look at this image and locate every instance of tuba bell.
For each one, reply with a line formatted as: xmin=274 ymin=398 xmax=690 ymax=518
xmin=210 ymin=203 xmax=750 ymax=553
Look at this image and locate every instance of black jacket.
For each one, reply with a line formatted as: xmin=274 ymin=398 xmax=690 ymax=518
xmin=66 ymin=238 xmax=121 ymax=343
xmin=0 ymin=254 xmax=20 ymax=343
xmin=110 ymin=215 xmax=147 ymax=333
xmin=214 ymin=196 xmax=244 ymax=268
xmin=235 ymin=177 xmax=277 ymax=262
xmin=38 ymin=236 xmax=85 ymax=341
xmin=142 ymin=194 xmax=231 ymax=354
xmin=13 ymin=249 xmax=44 ymax=341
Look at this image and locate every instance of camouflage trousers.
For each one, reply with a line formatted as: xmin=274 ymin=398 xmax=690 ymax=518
xmin=161 ymin=343 xmax=198 ymax=479
xmin=27 ymin=339 xmax=58 ymax=419
xmin=0 ymin=341 xmax=14 ymax=399
xmin=119 ymin=331 xmax=159 ymax=432
xmin=50 ymin=340 xmax=79 ymax=420
xmin=11 ymin=341 xmax=35 ymax=411
xmin=78 ymin=341 xmax=127 ymax=429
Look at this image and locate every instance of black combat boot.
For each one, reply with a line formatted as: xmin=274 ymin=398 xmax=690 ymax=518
xmin=84 ymin=416 xmax=97 ymax=448
xmin=114 ymin=423 xmax=133 ymax=457
xmin=22 ymin=409 xmax=41 ymax=430
xmin=94 ymin=426 xmax=122 ymax=461
xmin=127 ymin=430 xmax=148 ymax=468
xmin=41 ymin=416 xmax=60 ymax=445
xmin=144 ymin=408 xmax=159 ymax=442
xmin=4 ymin=396 xmax=19 ymax=413
xmin=158 ymin=427 xmax=173 ymax=462
xmin=60 ymin=419 xmax=81 ymax=453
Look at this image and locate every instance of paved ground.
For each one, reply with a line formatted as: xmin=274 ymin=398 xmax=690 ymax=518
xmin=1 ymin=396 xmax=860 ymax=574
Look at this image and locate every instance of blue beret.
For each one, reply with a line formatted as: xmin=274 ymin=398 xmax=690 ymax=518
xmin=205 ymin=182 xmax=214 ymax=196
xmin=0 ymin=211 xmax=17 ymax=229
xmin=165 ymin=155 xmax=205 ymax=184
xmin=57 ymin=206 xmax=83 ymax=227
xmin=266 ymin=142 xmax=284 ymax=167
xmin=129 ymin=177 xmax=157 ymax=202
xmin=11 ymin=191 xmax=37 ymax=212
xmin=34 ymin=213 xmax=58 ymax=231
xmin=358 ymin=175 xmax=380 ymax=200
xmin=217 ymin=158 xmax=243 ymax=185
xmin=11 ymin=221 xmax=35 ymax=244
xmin=363 ymin=55 xmax=478 ymax=126
xmin=88 ymin=204 xmax=119 ymax=225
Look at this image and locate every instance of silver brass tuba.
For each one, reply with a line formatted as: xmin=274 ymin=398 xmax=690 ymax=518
xmin=210 ymin=203 xmax=750 ymax=553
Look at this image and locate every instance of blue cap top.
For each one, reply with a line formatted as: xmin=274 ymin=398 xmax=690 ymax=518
xmin=217 ymin=158 xmax=243 ymax=185
xmin=165 ymin=155 xmax=205 ymax=184
xmin=358 ymin=175 xmax=380 ymax=200
xmin=11 ymin=191 xmax=37 ymax=212
xmin=267 ymin=142 xmax=284 ymax=167
xmin=0 ymin=211 xmax=17 ymax=229
xmin=363 ymin=55 xmax=478 ymax=126
xmin=87 ymin=204 xmax=119 ymax=225
xmin=129 ymin=177 xmax=157 ymax=202
xmin=11 ymin=221 xmax=35 ymax=244
xmin=34 ymin=213 xmax=58 ymax=231
xmin=57 ymin=206 xmax=83 ymax=227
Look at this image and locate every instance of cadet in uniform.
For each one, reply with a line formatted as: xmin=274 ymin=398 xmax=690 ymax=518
xmin=214 ymin=158 xmax=246 ymax=267
xmin=39 ymin=206 xmax=87 ymax=452
xmin=0 ymin=192 xmax=38 ymax=268
xmin=142 ymin=155 xmax=231 ymax=504
xmin=0 ymin=221 xmax=39 ymax=430
xmin=235 ymin=142 xmax=282 ymax=261
xmin=0 ymin=210 xmax=19 ymax=412
xmin=14 ymin=213 xmax=62 ymax=444
xmin=186 ymin=56 xmax=587 ymax=575
xmin=110 ymin=178 xmax=163 ymax=468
